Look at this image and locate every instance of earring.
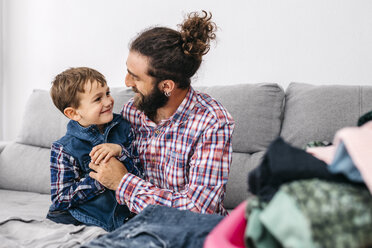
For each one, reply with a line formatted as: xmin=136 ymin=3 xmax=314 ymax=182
xmin=164 ymin=91 xmax=171 ymax=97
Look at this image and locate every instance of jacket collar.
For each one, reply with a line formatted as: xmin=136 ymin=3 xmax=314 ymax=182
xmin=66 ymin=113 xmax=121 ymax=144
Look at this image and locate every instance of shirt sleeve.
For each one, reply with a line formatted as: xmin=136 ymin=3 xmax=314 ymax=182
xmin=50 ymin=143 xmax=105 ymax=210
xmin=117 ymin=126 xmax=143 ymax=178
xmin=116 ymin=120 xmax=234 ymax=215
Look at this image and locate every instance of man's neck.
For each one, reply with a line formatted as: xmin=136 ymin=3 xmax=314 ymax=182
xmin=153 ymin=88 xmax=189 ymax=124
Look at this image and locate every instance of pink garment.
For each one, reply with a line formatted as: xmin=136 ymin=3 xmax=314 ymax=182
xmin=306 ymin=145 xmax=336 ymax=165
xmin=306 ymin=121 xmax=372 ymax=194
xmin=204 ymin=201 xmax=247 ymax=248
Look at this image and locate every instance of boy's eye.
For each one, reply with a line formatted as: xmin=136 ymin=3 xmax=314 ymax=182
xmin=106 ymin=91 xmax=111 ymax=96
xmin=95 ymin=97 xmax=101 ymax=102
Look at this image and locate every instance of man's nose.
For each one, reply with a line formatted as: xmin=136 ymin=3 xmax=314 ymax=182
xmin=125 ymin=74 xmax=134 ymax=87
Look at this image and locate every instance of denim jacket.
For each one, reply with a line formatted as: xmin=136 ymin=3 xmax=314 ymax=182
xmin=50 ymin=113 xmax=141 ymax=231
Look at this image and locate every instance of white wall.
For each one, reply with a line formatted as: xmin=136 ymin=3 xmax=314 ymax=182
xmin=2 ymin=0 xmax=372 ymax=141
xmin=0 ymin=0 xmax=3 ymax=140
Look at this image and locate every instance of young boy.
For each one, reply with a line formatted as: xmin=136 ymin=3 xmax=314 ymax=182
xmin=47 ymin=67 xmax=142 ymax=231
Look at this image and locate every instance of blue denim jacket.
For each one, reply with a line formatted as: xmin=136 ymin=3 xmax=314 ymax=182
xmin=51 ymin=113 xmax=140 ymax=231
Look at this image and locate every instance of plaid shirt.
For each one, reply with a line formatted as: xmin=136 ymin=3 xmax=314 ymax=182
xmin=117 ymin=87 xmax=234 ymax=215
xmin=50 ymin=142 xmax=131 ymax=211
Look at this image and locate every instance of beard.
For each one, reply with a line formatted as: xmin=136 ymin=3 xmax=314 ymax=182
xmin=132 ymin=84 xmax=168 ymax=121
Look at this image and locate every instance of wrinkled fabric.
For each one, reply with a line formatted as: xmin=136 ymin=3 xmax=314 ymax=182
xmin=248 ymin=137 xmax=349 ymax=201
xmin=283 ymin=179 xmax=372 ymax=247
xmin=0 ymin=218 xmax=106 ymax=248
xmin=245 ymin=179 xmax=372 ymax=248
xmin=244 ymin=199 xmax=282 ymax=248
xmin=328 ymin=142 xmax=363 ymax=183
xmin=332 ymin=122 xmax=372 ymax=193
xmin=82 ymin=204 xmax=223 ymax=248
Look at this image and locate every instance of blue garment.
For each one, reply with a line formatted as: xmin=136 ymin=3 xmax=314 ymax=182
xmin=48 ymin=113 xmax=142 ymax=231
xmin=82 ymin=204 xmax=224 ymax=248
xmin=328 ymin=142 xmax=364 ymax=183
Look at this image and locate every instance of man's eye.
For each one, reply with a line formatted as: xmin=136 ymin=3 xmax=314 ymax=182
xmin=106 ymin=91 xmax=111 ymax=96
xmin=95 ymin=97 xmax=101 ymax=102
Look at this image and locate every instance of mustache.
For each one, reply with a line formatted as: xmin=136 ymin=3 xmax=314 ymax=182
xmin=132 ymin=87 xmax=139 ymax=93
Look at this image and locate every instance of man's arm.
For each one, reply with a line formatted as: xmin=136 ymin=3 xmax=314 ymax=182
xmin=51 ymin=143 xmax=105 ymax=210
xmin=91 ymin=121 xmax=234 ymax=215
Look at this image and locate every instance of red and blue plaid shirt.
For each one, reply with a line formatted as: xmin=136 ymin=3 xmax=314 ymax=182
xmin=117 ymin=87 xmax=234 ymax=215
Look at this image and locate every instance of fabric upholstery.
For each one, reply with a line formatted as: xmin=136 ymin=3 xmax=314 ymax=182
xmin=0 ymin=142 xmax=50 ymax=194
xmin=281 ymin=82 xmax=372 ymax=148
xmin=197 ymin=83 xmax=284 ymax=153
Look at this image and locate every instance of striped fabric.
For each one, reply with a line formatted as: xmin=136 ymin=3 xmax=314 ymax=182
xmin=117 ymin=87 xmax=234 ymax=215
xmin=50 ymin=143 xmax=105 ymax=210
xmin=50 ymin=143 xmax=133 ymax=211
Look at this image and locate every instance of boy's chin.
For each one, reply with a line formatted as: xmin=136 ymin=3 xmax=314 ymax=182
xmin=105 ymin=114 xmax=114 ymax=122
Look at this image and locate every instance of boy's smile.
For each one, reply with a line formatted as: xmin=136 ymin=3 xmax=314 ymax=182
xmin=74 ymin=80 xmax=114 ymax=130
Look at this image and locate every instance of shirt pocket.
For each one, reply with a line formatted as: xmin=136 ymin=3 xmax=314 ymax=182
xmin=165 ymin=149 xmax=187 ymax=190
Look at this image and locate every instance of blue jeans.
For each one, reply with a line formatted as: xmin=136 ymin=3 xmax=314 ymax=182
xmin=82 ymin=205 xmax=224 ymax=248
xmin=47 ymin=190 xmax=134 ymax=232
xmin=69 ymin=190 xmax=132 ymax=232
xmin=46 ymin=209 xmax=82 ymax=226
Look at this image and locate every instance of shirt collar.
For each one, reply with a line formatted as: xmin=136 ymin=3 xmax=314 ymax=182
xmin=66 ymin=114 xmax=121 ymax=143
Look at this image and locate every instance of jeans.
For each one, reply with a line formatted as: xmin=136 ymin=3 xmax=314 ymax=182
xmin=69 ymin=190 xmax=131 ymax=232
xmin=82 ymin=205 xmax=224 ymax=248
xmin=46 ymin=209 xmax=82 ymax=226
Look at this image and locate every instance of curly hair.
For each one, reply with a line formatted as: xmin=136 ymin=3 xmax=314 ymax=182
xmin=129 ymin=10 xmax=217 ymax=89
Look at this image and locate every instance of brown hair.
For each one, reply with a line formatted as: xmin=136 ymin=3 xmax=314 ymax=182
xmin=50 ymin=67 xmax=106 ymax=113
xmin=129 ymin=10 xmax=217 ymax=89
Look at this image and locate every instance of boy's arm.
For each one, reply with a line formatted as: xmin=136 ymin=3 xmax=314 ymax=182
xmin=50 ymin=143 xmax=105 ymax=210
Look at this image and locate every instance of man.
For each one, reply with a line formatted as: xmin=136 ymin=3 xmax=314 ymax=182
xmin=89 ymin=10 xmax=234 ymax=216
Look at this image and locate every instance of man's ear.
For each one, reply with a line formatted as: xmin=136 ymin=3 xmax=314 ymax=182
xmin=160 ymin=80 xmax=175 ymax=93
xmin=63 ymin=107 xmax=81 ymax=121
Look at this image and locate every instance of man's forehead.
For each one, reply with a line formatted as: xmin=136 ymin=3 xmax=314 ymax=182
xmin=126 ymin=51 xmax=150 ymax=76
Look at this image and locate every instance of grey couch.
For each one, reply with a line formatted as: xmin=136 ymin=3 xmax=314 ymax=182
xmin=1 ymin=82 xmax=372 ymax=245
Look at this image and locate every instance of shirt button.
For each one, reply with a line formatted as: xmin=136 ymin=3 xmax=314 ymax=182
xmin=155 ymin=130 xmax=160 ymax=134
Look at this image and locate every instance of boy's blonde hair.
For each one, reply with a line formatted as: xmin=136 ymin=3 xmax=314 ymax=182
xmin=50 ymin=67 xmax=107 ymax=113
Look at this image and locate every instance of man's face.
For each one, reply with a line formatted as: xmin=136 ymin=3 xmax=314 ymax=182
xmin=125 ymin=51 xmax=168 ymax=118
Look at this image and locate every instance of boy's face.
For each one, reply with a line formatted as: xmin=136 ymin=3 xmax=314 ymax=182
xmin=75 ymin=80 xmax=114 ymax=128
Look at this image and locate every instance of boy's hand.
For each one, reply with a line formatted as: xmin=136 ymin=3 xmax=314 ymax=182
xmin=90 ymin=143 xmax=122 ymax=164
xmin=89 ymin=157 xmax=128 ymax=190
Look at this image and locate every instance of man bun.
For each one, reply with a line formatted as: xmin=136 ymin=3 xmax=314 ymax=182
xmin=179 ymin=10 xmax=217 ymax=60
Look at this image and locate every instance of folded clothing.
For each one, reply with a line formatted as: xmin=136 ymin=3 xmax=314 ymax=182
xmin=248 ymin=137 xmax=350 ymax=201
xmin=245 ymin=179 xmax=372 ymax=248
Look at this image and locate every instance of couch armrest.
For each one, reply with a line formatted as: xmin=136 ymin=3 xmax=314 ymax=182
xmin=0 ymin=141 xmax=10 ymax=154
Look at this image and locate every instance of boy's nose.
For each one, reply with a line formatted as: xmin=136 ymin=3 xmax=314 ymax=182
xmin=103 ymin=96 xmax=113 ymax=106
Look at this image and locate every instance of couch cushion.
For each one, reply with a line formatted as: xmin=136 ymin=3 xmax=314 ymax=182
xmin=224 ymin=151 xmax=265 ymax=209
xmin=0 ymin=189 xmax=51 ymax=221
xmin=0 ymin=142 xmax=51 ymax=194
xmin=281 ymin=82 xmax=372 ymax=148
xmin=196 ymin=83 xmax=285 ymax=153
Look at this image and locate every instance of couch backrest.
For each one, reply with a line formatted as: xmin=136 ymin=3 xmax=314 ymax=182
xmin=281 ymin=82 xmax=372 ymax=148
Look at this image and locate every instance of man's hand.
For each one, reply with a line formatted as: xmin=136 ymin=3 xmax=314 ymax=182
xmin=89 ymin=157 xmax=128 ymax=190
xmin=90 ymin=143 xmax=122 ymax=164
